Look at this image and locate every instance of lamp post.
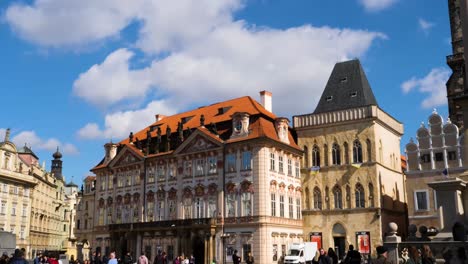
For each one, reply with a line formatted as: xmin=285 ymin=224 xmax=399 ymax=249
xmin=220 ymin=233 xmax=230 ymax=264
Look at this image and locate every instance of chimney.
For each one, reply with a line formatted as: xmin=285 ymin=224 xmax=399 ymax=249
xmin=155 ymin=114 xmax=166 ymax=122
xmin=260 ymin=90 xmax=272 ymax=112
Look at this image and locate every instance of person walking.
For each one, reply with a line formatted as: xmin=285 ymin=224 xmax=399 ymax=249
xmin=343 ymin=245 xmax=362 ymax=264
xmin=245 ymin=252 xmax=254 ymax=264
xmin=138 ymin=252 xmax=148 ymax=264
xmin=232 ymin=250 xmax=241 ymax=264
xmin=123 ymin=253 xmax=133 ymax=264
xmin=108 ymin=252 xmax=117 ymax=264
xmin=318 ymin=248 xmax=331 ymax=264
xmin=327 ymin=248 xmax=338 ymax=264
xmin=372 ymin=246 xmax=391 ymax=264
xmin=7 ymin=249 xmax=28 ymax=264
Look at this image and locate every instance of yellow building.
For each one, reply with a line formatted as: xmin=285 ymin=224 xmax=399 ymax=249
xmin=293 ymin=60 xmax=407 ymax=259
xmin=0 ymin=129 xmax=70 ymax=258
xmin=0 ymin=129 xmax=36 ymax=256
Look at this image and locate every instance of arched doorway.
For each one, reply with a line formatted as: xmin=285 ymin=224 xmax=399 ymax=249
xmin=332 ymin=223 xmax=346 ymax=260
xmin=192 ymin=236 xmax=205 ymax=264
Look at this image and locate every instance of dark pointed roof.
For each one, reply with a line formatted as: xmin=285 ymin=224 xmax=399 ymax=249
xmin=17 ymin=144 xmax=39 ymax=160
xmin=314 ymin=59 xmax=378 ymax=114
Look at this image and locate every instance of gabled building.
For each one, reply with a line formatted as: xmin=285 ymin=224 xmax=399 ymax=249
xmin=293 ymin=59 xmax=407 ymax=259
xmin=0 ymin=129 xmax=69 ymax=258
xmin=77 ymin=92 xmax=304 ymax=264
xmin=0 ymin=129 xmax=36 ymax=256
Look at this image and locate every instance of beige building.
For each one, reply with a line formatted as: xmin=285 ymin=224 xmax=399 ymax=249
xmin=405 ymin=109 xmax=468 ymax=240
xmin=0 ymin=129 xmax=36 ymax=255
xmin=293 ymin=60 xmax=407 ymax=259
xmin=75 ymin=92 xmax=304 ymax=264
xmin=75 ymin=176 xmax=96 ymax=262
xmin=63 ymin=180 xmax=80 ymax=259
xmin=0 ymin=129 xmax=70 ymax=258
xmin=28 ymin=148 xmax=69 ymax=257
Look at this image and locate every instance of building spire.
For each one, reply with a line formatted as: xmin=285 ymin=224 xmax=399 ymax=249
xmin=4 ymin=128 xmax=10 ymax=142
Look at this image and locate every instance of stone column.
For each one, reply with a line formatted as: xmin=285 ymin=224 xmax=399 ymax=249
xmin=383 ymin=222 xmax=401 ymax=264
xmin=428 ymin=178 xmax=466 ymax=239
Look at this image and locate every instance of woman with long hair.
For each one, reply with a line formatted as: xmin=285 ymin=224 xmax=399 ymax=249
xmin=421 ymin=245 xmax=435 ymax=264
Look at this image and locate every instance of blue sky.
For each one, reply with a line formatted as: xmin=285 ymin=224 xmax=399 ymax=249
xmin=0 ymin=0 xmax=452 ymax=184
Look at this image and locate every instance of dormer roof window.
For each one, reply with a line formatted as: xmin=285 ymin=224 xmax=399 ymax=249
xmin=230 ymin=112 xmax=250 ymax=139
xmin=326 ymin=96 xmax=333 ymax=102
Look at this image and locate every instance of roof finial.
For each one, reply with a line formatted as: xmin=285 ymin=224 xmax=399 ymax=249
xmin=447 ymin=117 xmax=452 ymax=124
xmin=4 ymin=128 xmax=10 ymax=142
xmin=432 ymin=108 xmax=437 ymax=114
xmin=420 ymin=121 xmax=425 ymax=127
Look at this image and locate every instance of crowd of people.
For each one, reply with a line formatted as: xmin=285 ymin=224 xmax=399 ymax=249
xmin=80 ymin=251 xmax=196 ymax=264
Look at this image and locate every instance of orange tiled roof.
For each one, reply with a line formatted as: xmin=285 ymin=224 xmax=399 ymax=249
xmin=119 ymin=96 xmax=276 ymax=144
xmin=84 ymin=175 xmax=96 ymax=181
xmin=92 ymin=95 xmax=300 ymax=170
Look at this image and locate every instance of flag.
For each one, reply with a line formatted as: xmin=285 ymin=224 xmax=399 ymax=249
xmin=309 ymin=166 xmax=320 ymax=174
xmin=351 ymin=163 xmax=362 ymax=169
xmin=442 ymin=168 xmax=449 ymax=178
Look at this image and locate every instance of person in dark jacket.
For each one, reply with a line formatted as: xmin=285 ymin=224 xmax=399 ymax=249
xmin=8 ymin=249 xmax=28 ymax=264
xmin=372 ymin=246 xmax=391 ymax=264
xmin=123 ymin=252 xmax=133 ymax=264
xmin=343 ymin=245 xmax=362 ymax=264
xmin=327 ymin=248 xmax=338 ymax=264
xmin=232 ymin=250 xmax=240 ymax=264
xmin=318 ymin=248 xmax=331 ymax=264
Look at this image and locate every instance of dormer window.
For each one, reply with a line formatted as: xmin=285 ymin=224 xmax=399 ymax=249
xmin=340 ymin=77 xmax=348 ymax=83
xmin=230 ymin=112 xmax=250 ymax=139
xmin=235 ymin=120 xmax=242 ymax=132
xmin=326 ymin=96 xmax=333 ymax=102
xmin=275 ymin=117 xmax=290 ymax=144
xmin=350 ymin=91 xmax=357 ymax=97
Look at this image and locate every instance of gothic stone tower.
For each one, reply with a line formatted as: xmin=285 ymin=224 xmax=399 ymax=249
xmin=293 ymin=59 xmax=407 ymax=259
xmin=447 ymin=0 xmax=468 ymax=128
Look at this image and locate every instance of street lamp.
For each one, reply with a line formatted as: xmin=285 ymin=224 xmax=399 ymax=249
xmin=220 ymin=233 xmax=230 ymax=264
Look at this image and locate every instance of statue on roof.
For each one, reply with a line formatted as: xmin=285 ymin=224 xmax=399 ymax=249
xmin=200 ymin=114 xmax=205 ymax=127
xmin=129 ymin=132 xmax=134 ymax=143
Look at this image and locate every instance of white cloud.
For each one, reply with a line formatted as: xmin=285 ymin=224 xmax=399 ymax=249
xmin=74 ymin=22 xmax=386 ymax=115
xmin=73 ymin=48 xmax=155 ymax=106
xmin=4 ymin=0 xmax=145 ymax=47
xmin=418 ymin=18 xmax=435 ymax=34
xmin=5 ymin=0 xmax=388 ymax=139
xmin=0 ymin=128 xmax=78 ymax=155
xmin=77 ymin=100 xmax=177 ymax=140
xmin=401 ymin=67 xmax=450 ymax=109
xmin=4 ymin=0 xmax=241 ymax=50
xmin=358 ymin=0 xmax=397 ymax=12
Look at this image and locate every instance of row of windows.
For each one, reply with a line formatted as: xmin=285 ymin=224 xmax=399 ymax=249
xmin=91 ymin=194 xmax=254 ymax=226
xmin=270 ymin=194 xmax=301 ymax=219
xmin=0 ymin=201 xmax=28 ymax=216
xmin=419 ymin=151 xmax=457 ymax=163
xmin=304 ymin=183 xmax=374 ymax=210
xmin=97 ymin=152 xmax=255 ymax=191
xmin=304 ymin=139 xmax=371 ymax=167
xmin=269 ymin=153 xmax=300 ymax=177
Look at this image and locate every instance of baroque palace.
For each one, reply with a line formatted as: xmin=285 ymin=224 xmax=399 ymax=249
xmin=0 ymin=129 xmax=78 ymax=259
xmin=76 ymin=92 xmax=304 ymax=264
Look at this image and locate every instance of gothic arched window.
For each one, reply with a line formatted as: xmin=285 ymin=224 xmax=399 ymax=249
xmin=332 ymin=143 xmax=341 ymax=165
xmin=312 ymin=145 xmax=320 ymax=167
xmin=333 ymin=185 xmax=342 ymax=209
xmin=353 ymin=140 xmax=363 ymax=163
xmin=313 ymin=187 xmax=322 ymax=209
xmin=355 ymin=183 xmax=365 ymax=208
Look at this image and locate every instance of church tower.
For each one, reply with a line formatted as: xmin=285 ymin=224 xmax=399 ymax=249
xmin=51 ymin=147 xmax=63 ymax=181
xmin=446 ymin=0 xmax=468 ymax=128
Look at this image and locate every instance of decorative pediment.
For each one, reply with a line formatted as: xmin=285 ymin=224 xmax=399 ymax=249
xmin=177 ymin=134 xmax=221 ymax=154
xmin=109 ymin=147 xmax=143 ymax=168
